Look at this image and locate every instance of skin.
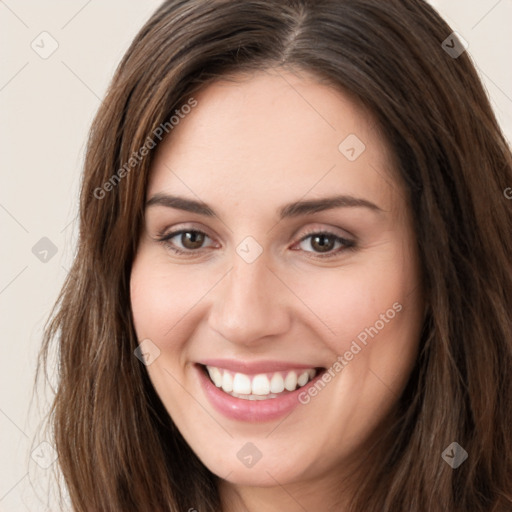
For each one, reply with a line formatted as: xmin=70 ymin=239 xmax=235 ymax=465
xmin=130 ymin=67 xmax=424 ymax=511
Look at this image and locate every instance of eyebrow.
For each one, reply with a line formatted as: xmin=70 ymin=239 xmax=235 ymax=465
xmin=145 ymin=193 xmax=383 ymax=218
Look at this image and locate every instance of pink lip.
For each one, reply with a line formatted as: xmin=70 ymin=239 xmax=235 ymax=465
xmin=196 ymin=364 xmax=325 ymax=422
xmin=198 ymin=358 xmax=319 ymax=374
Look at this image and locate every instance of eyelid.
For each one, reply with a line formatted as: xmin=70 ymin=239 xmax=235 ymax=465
xmin=294 ymin=224 xmax=355 ymax=242
xmin=156 ymin=222 xmax=215 ymax=241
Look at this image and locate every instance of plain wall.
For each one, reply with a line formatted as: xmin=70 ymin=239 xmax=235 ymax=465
xmin=1 ymin=1 xmax=511 ymax=510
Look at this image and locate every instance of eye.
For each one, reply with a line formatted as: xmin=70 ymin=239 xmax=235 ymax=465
xmin=294 ymin=231 xmax=355 ymax=258
xmin=156 ymin=227 xmax=355 ymax=259
xmin=158 ymin=229 xmax=216 ymax=254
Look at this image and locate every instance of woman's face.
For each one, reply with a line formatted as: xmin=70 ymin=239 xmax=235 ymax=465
xmin=130 ymin=68 xmax=424 ymax=493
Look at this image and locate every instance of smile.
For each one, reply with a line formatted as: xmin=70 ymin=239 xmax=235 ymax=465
xmin=205 ymin=365 xmax=318 ymax=400
xmin=196 ymin=361 xmax=327 ymax=422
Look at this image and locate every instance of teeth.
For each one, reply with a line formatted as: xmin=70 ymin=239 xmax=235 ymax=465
xmin=270 ymin=373 xmax=285 ymax=393
xmin=209 ymin=366 xmax=223 ymax=387
xmin=205 ymin=366 xmax=318 ymax=398
xmin=233 ymin=373 xmax=251 ymax=394
xmin=221 ymin=371 xmax=233 ymax=392
xmin=284 ymin=371 xmax=297 ymax=391
xmin=297 ymin=371 xmax=309 ymax=387
xmin=252 ymin=374 xmax=270 ymax=395
xmin=230 ymin=391 xmax=279 ymax=400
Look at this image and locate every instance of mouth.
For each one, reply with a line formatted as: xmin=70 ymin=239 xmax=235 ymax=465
xmin=199 ymin=364 xmax=325 ymax=401
xmin=196 ymin=361 xmax=328 ymax=422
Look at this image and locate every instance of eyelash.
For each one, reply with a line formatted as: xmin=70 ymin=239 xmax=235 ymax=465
xmin=157 ymin=227 xmax=356 ymax=259
xmin=295 ymin=229 xmax=356 ymax=258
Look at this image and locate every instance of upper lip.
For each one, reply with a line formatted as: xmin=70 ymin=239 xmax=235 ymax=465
xmin=197 ymin=358 xmax=324 ymax=374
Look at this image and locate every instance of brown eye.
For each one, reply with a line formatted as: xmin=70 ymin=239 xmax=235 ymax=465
xmin=310 ymin=234 xmax=336 ymax=253
xmin=180 ymin=231 xmax=206 ymax=250
xmin=295 ymin=231 xmax=355 ymax=258
xmin=158 ymin=229 xmax=214 ymax=254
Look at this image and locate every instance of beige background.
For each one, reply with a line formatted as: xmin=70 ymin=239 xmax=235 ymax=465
xmin=1 ymin=1 xmax=511 ymax=510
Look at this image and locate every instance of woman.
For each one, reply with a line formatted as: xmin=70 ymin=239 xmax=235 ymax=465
xmin=37 ymin=0 xmax=512 ymax=510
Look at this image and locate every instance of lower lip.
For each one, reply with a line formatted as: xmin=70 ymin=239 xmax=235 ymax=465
xmin=196 ymin=364 xmax=324 ymax=422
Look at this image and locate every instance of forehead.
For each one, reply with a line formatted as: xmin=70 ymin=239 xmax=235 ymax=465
xmin=148 ymin=68 xmax=400 ymax=215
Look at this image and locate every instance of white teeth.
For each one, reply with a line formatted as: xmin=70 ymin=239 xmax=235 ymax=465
xmin=230 ymin=391 xmax=279 ymax=400
xmin=205 ymin=366 xmax=318 ymax=398
xmin=221 ymin=372 xmax=233 ymax=393
xmin=233 ymin=373 xmax=251 ymax=394
xmin=252 ymin=374 xmax=270 ymax=395
xmin=207 ymin=366 xmax=223 ymax=387
xmin=297 ymin=371 xmax=309 ymax=387
xmin=270 ymin=373 xmax=285 ymax=393
xmin=284 ymin=371 xmax=298 ymax=391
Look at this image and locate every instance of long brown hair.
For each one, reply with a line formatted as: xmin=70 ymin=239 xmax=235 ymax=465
xmin=37 ymin=0 xmax=512 ymax=510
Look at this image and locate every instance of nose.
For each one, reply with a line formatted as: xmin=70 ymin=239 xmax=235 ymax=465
xmin=207 ymin=255 xmax=291 ymax=347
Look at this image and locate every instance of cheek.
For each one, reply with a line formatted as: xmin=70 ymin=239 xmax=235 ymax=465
xmin=130 ymin=252 xmax=214 ymax=343
xmin=292 ymin=260 xmax=419 ymax=353
xmin=285 ymin=251 xmax=422 ymax=448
